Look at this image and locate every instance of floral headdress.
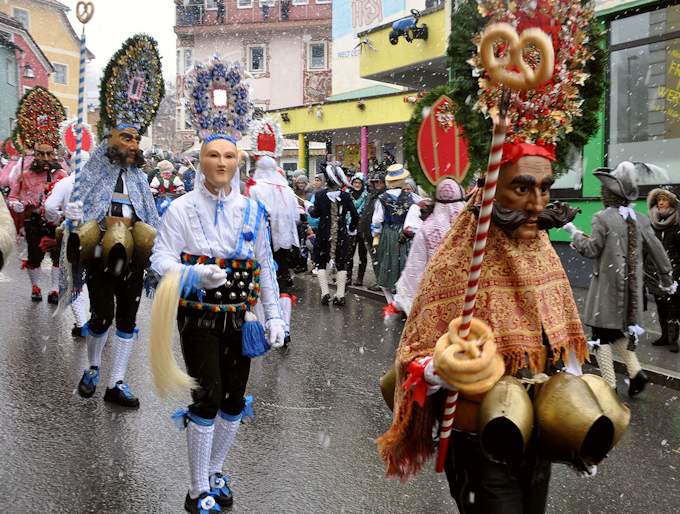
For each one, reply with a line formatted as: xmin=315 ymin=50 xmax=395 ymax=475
xmin=184 ymin=56 xmax=253 ymax=145
xmin=471 ymin=0 xmax=598 ymax=163
xmin=98 ymin=34 xmax=165 ymax=139
xmin=15 ymin=87 xmax=66 ymax=149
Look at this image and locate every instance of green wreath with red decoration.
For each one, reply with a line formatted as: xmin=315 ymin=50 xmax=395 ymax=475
xmin=404 ymin=0 xmax=606 ymax=192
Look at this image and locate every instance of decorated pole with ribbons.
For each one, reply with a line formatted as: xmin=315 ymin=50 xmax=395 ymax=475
xmin=434 ymin=22 xmax=555 ymax=473
xmin=55 ymin=1 xmax=93 ymax=316
xmin=71 ymin=1 xmax=94 ymax=204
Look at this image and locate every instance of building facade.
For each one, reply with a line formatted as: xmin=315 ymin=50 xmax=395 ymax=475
xmin=174 ymin=0 xmax=332 ymax=152
xmin=0 ymin=0 xmax=93 ymax=118
xmin=0 ymin=36 xmax=19 ymax=140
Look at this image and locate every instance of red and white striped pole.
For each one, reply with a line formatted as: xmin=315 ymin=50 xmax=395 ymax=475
xmin=435 ymin=118 xmax=507 ymax=473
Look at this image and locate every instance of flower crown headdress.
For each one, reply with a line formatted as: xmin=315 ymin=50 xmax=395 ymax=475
xmin=185 ymin=56 xmax=253 ymax=145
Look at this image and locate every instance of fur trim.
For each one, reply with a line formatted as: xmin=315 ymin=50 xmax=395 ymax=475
xmin=647 ymin=187 xmax=678 ymax=210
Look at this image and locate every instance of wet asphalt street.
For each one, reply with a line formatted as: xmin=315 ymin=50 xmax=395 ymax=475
xmin=0 ymin=256 xmax=679 ymax=514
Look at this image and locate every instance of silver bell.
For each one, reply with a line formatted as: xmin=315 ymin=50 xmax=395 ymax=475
xmin=237 ymin=281 xmax=246 ymax=289
xmin=234 ymin=271 xmax=242 ymax=280
xmin=214 ymin=291 xmax=222 ymax=300
xmin=240 ymin=291 xmax=248 ymax=300
xmin=229 ymin=292 xmax=237 ymax=301
xmin=248 ymin=282 xmax=254 ymax=290
xmin=225 ymin=280 xmax=233 ymax=288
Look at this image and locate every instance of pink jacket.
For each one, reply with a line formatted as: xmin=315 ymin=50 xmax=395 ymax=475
xmin=8 ymin=156 xmax=67 ymax=215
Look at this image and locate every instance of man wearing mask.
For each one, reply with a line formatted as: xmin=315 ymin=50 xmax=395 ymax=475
xmin=8 ymin=88 xmax=67 ymax=303
xmin=64 ymin=34 xmax=163 ymax=408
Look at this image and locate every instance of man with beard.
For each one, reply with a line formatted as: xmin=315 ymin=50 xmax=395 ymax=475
xmin=64 ymin=34 xmax=163 ymax=408
xmin=8 ymin=88 xmax=68 ymax=302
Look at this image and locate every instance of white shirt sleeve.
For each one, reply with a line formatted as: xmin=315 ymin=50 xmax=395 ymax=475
xmin=404 ymin=204 xmax=423 ymax=234
xmin=253 ymin=206 xmax=283 ymax=324
xmin=150 ymin=202 xmax=186 ymax=277
xmin=44 ymin=177 xmax=70 ymax=224
xmin=371 ymin=200 xmax=384 ymax=236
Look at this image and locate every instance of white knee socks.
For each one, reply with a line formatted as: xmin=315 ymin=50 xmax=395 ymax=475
xmin=71 ymin=287 xmax=90 ymax=328
xmin=208 ymin=412 xmax=241 ymax=476
xmin=597 ymin=344 xmax=616 ymax=389
xmin=187 ymin=420 xmax=214 ymax=499
xmin=87 ymin=329 xmax=109 ymax=368
xmin=279 ymin=295 xmax=292 ymax=333
xmin=318 ymin=269 xmax=330 ymax=297
xmin=109 ymin=331 xmax=135 ymax=387
xmin=336 ymin=270 xmax=347 ymax=299
xmin=613 ymin=338 xmax=642 ymax=378
xmin=27 ymin=267 xmax=41 ymax=287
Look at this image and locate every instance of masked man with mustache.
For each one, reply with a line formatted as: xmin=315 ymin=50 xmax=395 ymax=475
xmin=63 ymin=35 xmax=163 ymax=408
xmin=8 ymin=88 xmax=68 ymax=303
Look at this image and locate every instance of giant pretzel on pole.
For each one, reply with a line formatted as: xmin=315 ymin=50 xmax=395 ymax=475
xmin=432 ymin=23 xmax=555 ymax=473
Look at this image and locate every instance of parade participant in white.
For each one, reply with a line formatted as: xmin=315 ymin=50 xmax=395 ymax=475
xmin=149 ymin=57 xmax=284 ymax=514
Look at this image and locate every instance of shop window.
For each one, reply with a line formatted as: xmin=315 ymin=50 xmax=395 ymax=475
xmin=53 ymin=63 xmax=68 ymax=85
xmin=609 ymin=4 xmax=680 ymax=185
xmin=248 ymin=45 xmax=266 ymax=73
xmin=308 ymin=42 xmax=327 ymax=70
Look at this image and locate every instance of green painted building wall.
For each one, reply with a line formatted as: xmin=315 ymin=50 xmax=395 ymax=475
xmin=0 ymin=44 xmax=19 ymax=141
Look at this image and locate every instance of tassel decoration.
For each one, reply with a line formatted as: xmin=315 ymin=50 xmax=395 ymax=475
xmin=241 ymin=311 xmax=270 ymax=358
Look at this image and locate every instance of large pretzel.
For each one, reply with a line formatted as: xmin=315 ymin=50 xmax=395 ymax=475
xmin=479 ymin=22 xmax=554 ymax=91
xmin=76 ymin=1 xmax=95 ymax=24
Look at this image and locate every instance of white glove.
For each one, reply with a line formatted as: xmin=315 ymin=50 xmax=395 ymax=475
xmin=661 ymin=281 xmax=678 ymax=295
xmin=193 ymin=264 xmax=227 ymax=289
xmin=348 ymin=228 xmax=357 ymax=236
xmin=64 ymin=200 xmax=83 ymax=222
xmin=9 ymin=200 xmax=24 ymax=213
xmin=562 ymin=222 xmax=582 ymax=238
xmin=267 ymin=319 xmax=286 ymax=348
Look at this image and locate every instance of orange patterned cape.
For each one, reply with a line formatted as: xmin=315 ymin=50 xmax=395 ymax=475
xmin=377 ymin=200 xmax=588 ymax=479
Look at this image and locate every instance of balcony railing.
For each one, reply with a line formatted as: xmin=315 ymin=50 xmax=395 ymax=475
xmin=176 ymin=1 xmax=297 ymax=27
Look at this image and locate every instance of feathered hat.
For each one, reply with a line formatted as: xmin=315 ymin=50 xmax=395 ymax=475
xmin=15 ymin=87 xmax=66 ymax=149
xmin=98 ymin=34 xmax=165 ymax=139
xmin=249 ymin=116 xmax=283 ymax=158
xmin=184 ymin=55 xmax=254 ymax=145
xmin=595 ymin=161 xmax=669 ymax=202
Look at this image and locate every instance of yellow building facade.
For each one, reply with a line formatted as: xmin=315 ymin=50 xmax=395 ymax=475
xmin=0 ymin=0 xmax=91 ymax=117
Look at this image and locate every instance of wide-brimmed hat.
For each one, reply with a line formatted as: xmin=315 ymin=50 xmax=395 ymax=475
xmin=385 ymin=163 xmax=410 ymax=186
xmin=593 ymin=161 xmax=659 ymax=202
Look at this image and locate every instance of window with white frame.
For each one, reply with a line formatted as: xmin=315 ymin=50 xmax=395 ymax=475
xmin=53 ymin=63 xmax=68 ymax=85
xmin=176 ymin=107 xmax=184 ymax=132
xmin=307 ymin=42 xmax=327 ymax=70
xmin=315 ymin=0 xmax=331 ymax=4
xmin=184 ymin=49 xmax=193 ymax=72
xmin=237 ymin=0 xmax=253 ymax=7
xmin=205 ymin=0 xmax=219 ymax=9
xmin=248 ymin=45 xmax=266 ymax=73
xmin=260 ymin=0 xmax=275 ymax=6
xmin=12 ymin=7 xmax=29 ymax=30
xmin=292 ymin=0 xmax=309 ymax=5
xmin=6 ymin=58 xmax=16 ymax=86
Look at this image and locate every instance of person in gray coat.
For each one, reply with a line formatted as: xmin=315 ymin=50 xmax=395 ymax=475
xmin=565 ymin=161 xmax=676 ymax=397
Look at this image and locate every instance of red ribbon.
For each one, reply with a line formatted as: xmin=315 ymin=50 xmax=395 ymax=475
xmin=501 ymin=142 xmax=555 ymax=166
xmin=403 ymin=359 xmax=428 ymax=408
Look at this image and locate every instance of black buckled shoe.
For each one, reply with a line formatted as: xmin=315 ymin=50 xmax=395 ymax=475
xmin=72 ymin=324 xmax=85 ymax=338
xmin=78 ymin=367 xmax=99 ymax=398
xmin=104 ymin=381 xmax=140 ymax=409
xmin=628 ymin=370 xmax=649 ymax=398
xmin=321 ymin=293 xmax=331 ymax=305
xmin=332 ymin=296 xmax=346 ymax=307
xmin=184 ymin=491 xmax=221 ymax=513
xmin=47 ymin=291 xmax=59 ymax=305
xmin=210 ymin=473 xmax=234 ymax=508
xmin=283 ymin=332 xmax=291 ymax=348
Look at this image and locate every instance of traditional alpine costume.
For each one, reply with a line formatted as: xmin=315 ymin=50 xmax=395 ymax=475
xmin=246 ymin=117 xmax=299 ymax=343
xmin=371 ymin=164 xmax=419 ymax=304
xmin=7 ymin=87 xmax=67 ymax=303
xmin=64 ymin=34 xmax=164 ymax=408
xmin=307 ymin=162 xmax=359 ymax=306
xmin=149 ymin=56 xmax=285 ymax=514
xmin=378 ymin=2 xmax=630 ymax=513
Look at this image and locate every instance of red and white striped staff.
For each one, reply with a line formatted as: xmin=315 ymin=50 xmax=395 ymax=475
xmin=435 ymin=119 xmax=507 ymax=472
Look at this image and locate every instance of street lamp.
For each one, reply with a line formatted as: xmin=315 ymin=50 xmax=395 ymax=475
xmin=23 ymin=63 xmax=35 ymax=79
